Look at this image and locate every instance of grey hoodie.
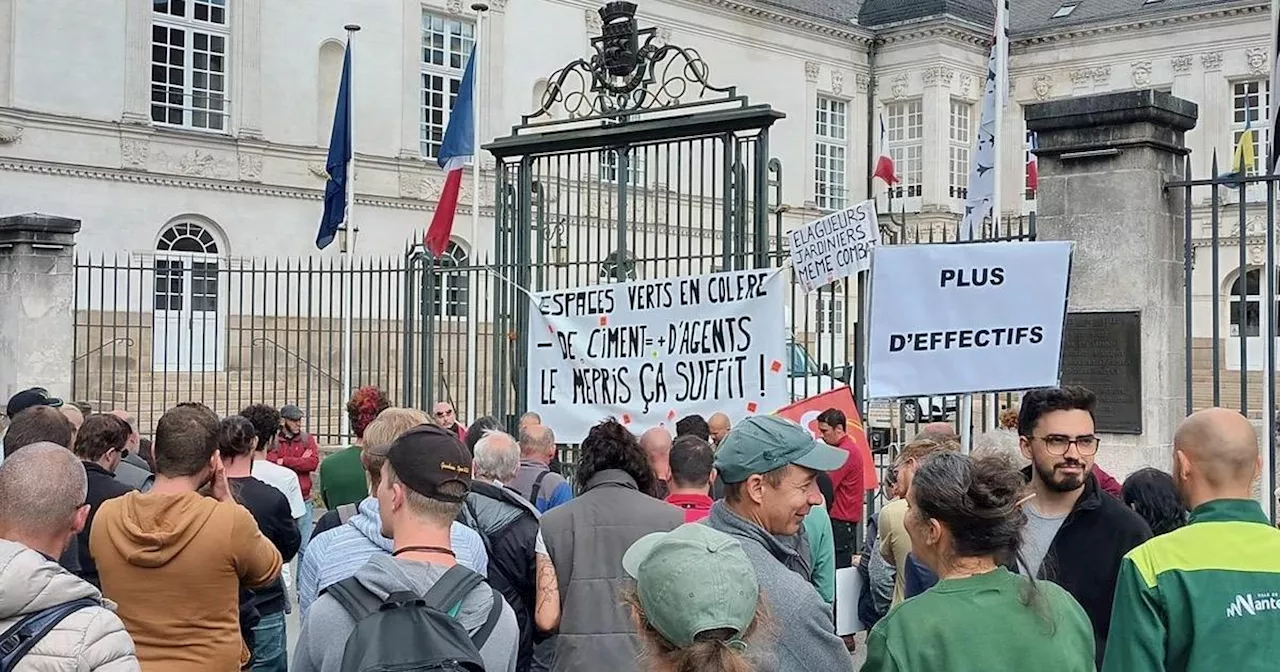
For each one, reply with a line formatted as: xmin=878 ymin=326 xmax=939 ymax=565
xmin=704 ymin=501 xmax=855 ymax=672
xmin=293 ymin=552 xmax=519 ymax=672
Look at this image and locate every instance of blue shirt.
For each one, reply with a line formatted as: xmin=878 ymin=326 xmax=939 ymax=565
xmin=297 ymin=497 xmax=488 ymax=616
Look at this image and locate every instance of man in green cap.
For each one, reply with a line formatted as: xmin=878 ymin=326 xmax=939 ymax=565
xmin=705 ymin=414 xmax=854 ymax=672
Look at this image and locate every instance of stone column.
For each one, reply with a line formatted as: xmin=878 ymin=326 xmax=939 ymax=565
xmin=121 ymin=0 xmax=152 ymax=125
xmin=0 ymin=214 xmax=81 ymax=409
xmin=1026 ymin=89 xmax=1198 ymax=476
xmin=235 ymin=0 xmax=264 ymax=139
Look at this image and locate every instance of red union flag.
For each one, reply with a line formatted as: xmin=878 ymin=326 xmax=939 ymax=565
xmin=775 ymin=386 xmax=878 ymax=490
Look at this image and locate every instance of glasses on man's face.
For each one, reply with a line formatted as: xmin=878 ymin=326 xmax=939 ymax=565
xmin=1032 ymin=434 xmax=1100 ymax=457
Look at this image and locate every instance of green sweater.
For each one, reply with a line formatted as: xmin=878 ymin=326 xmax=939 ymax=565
xmin=317 ymin=445 xmax=367 ymax=509
xmin=864 ymin=567 xmax=1095 ymax=672
xmin=803 ymin=503 xmax=836 ymax=604
xmin=1102 ymin=499 xmax=1280 ymax=672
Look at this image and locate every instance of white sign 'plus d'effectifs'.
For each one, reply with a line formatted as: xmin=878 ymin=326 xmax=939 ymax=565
xmin=867 ymin=240 xmax=1073 ymax=399
xmin=526 ymin=269 xmax=790 ymax=443
xmin=789 ymin=199 xmax=880 ymax=293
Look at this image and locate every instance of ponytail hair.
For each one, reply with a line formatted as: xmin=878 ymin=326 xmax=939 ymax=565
xmin=622 ymin=587 xmax=770 ymax=672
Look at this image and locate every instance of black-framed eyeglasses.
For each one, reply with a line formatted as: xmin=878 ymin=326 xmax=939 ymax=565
xmin=1031 ymin=434 xmax=1100 ymax=456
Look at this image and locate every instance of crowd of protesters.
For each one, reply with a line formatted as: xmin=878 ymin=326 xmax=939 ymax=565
xmin=0 ymin=382 xmax=1278 ymax=672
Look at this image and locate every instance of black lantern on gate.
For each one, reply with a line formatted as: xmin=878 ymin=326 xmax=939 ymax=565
xmin=598 ymin=2 xmax=640 ymax=78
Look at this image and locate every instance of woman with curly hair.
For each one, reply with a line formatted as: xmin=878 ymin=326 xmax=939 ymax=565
xmin=317 ymin=386 xmax=390 ymax=508
xmin=540 ymin=419 xmax=685 ymax=672
xmin=1121 ymin=467 xmax=1187 ymax=536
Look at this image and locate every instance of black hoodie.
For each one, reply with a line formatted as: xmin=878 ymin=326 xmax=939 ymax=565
xmin=1019 ymin=468 xmax=1152 ymax=669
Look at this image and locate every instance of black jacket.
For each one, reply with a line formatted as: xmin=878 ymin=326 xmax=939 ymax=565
xmin=458 ymin=480 xmax=540 ymax=672
xmin=68 ymin=461 xmax=136 ymax=588
xmin=1020 ymin=468 xmax=1151 ymax=668
xmin=230 ymin=476 xmax=301 ymax=615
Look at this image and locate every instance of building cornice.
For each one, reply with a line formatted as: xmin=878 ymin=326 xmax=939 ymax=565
xmin=875 ymin=18 xmax=991 ymax=49
xmin=0 ymin=157 xmax=495 ymax=215
xmin=698 ymin=0 xmax=873 ymax=46
xmin=1013 ymin=2 xmax=1266 ymax=48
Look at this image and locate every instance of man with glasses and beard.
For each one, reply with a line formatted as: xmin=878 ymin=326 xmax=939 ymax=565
xmin=1017 ymin=386 xmax=1150 ymax=669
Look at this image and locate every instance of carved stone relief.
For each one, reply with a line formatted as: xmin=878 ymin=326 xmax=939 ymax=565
xmin=890 ymin=73 xmax=909 ymax=99
xmin=804 ymin=61 xmax=820 ymax=83
xmin=584 ymin=8 xmax=602 ymax=33
xmin=237 ymin=153 xmax=263 ymax=182
xmin=1171 ymin=54 xmax=1193 ymax=75
xmin=0 ymin=124 xmax=23 ymax=144
xmin=830 ymin=70 xmax=844 ymax=95
xmin=1246 ymin=47 xmax=1269 ymax=76
xmin=1131 ymin=61 xmax=1152 ymax=88
xmin=1201 ymin=51 xmax=1223 ymax=72
xmin=158 ymin=149 xmax=232 ymax=179
xmin=121 ymin=139 xmax=149 ymax=170
xmin=1032 ymin=75 xmax=1053 ymax=100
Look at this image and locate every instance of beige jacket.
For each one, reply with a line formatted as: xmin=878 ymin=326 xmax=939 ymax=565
xmin=0 ymin=539 xmax=139 ymax=671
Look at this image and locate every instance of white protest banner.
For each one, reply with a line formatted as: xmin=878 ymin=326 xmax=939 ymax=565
xmin=789 ymin=199 xmax=881 ymax=292
xmin=867 ymin=240 xmax=1073 ymax=399
xmin=526 ymin=269 xmax=789 ymax=444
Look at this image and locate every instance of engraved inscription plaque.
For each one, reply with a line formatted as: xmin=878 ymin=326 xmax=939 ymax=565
xmin=1059 ymin=311 xmax=1142 ymax=434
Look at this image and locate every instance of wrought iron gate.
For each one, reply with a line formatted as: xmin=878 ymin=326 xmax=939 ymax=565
xmin=410 ymin=4 xmax=788 ymax=426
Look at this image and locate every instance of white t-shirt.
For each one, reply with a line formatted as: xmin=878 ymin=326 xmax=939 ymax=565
xmin=253 ymin=458 xmax=306 ymax=519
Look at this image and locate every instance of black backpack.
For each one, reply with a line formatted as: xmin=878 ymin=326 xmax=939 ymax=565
xmin=325 ymin=564 xmax=504 ymax=672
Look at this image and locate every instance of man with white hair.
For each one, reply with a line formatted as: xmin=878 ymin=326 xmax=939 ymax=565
xmin=107 ymin=410 xmax=153 ymax=491
xmin=0 ymin=442 xmax=139 ymax=670
xmin=464 ymin=431 xmax=547 ymax=672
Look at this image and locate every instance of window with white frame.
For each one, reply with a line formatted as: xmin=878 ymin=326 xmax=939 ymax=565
xmin=1232 ymin=80 xmax=1270 ymax=176
xmin=151 ymin=0 xmax=229 ymax=131
xmin=432 ymin=241 xmax=470 ymax=318
xmin=815 ymin=294 xmax=844 ymax=335
xmin=814 ymin=97 xmax=849 ymax=210
xmin=948 ymin=100 xmax=973 ymax=200
xmin=600 ymin=148 xmax=646 ymax=186
xmin=885 ymin=100 xmax=923 ymax=199
xmin=421 ymin=11 xmax=475 ymax=160
xmin=1229 ymin=269 xmax=1280 ymax=337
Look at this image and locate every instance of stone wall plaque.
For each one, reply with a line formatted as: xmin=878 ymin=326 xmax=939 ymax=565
xmin=1059 ymin=311 xmax=1142 ymax=434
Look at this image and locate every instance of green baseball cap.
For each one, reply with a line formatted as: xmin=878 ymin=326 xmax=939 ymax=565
xmin=622 ymin=524 xmax=759 ymax=648
xmin=713 ymin=414 xmax=849 ymax=484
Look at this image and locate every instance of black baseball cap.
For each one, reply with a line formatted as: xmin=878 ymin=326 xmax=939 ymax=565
xmin=385 ymin=424 xmax=473 ymax=503
xmin=5 ymin=387 xmax=63 ymax=419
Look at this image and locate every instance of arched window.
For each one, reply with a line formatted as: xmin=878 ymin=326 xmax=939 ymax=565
xmin=155 ymin=221 xmax=219 ymax=313
xmin=432 ymin=241 xmax=469 ymax=318
xmin=1229 ymin=268 xmax=1280 ymax=337
xmin=157 ymin=221 xmax=219 ymax=254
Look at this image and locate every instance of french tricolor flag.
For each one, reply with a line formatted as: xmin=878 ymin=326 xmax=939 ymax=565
xmin=873 ymin=115 xmax=899 ymax=186
xmin=1026 ymin=130 xmax=1039 ymax=192
xmin=425 ymin=46 xmax=476 ymax=257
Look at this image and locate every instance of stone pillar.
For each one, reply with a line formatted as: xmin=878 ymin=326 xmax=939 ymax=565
xmin=0 ymin=214 xmax=81 ymax=410
xmin=121 ymin=0 xmax=152 ymax=125
xmin=1026 ymin=90 xmax=1197 ymax=477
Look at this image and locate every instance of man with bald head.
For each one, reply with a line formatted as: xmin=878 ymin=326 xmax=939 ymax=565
xmin=0 ymin=443 xmax=139 ymax=668
xmin=708 ymin=412 xmax=732 ymax=447
xmin=1104 ymin=408 xmax=1280 ymax=672
xmin=511 ymin=424 xmax=573 ymax=512
xmin=640 ymin=426 xmax=673 ymax=499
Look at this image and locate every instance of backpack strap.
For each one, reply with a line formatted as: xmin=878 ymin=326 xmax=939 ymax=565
xmin=469 ymin=587 xmax=505 ymax=650
xmin=337 ymin=503 xmax=358 ymax=524
xmin=324 ymin=577 xmax=385 ymax=623
xmin=422 ymin=565 xmax=485 ymax=614
xmin=528 ymin=470 xmax=551 ymax=506
xmin=0 ymin=598 xmax=98 ymax=671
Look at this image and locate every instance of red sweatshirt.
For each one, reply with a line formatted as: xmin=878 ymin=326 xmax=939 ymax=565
xmin=827 ymin=434 xmax=865 ymax=524
xmin=268 ymin=431 xmax=320 ymax=499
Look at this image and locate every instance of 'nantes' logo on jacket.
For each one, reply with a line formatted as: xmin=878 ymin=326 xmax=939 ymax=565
xmin=1226 ymin=592 xmax=1280 ymax=618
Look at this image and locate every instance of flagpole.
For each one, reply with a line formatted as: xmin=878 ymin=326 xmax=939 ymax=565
xmin=466 ymin=3 xmax=488 ymax=425
xmin=341 ymin=23 xmax=360 ymax=440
